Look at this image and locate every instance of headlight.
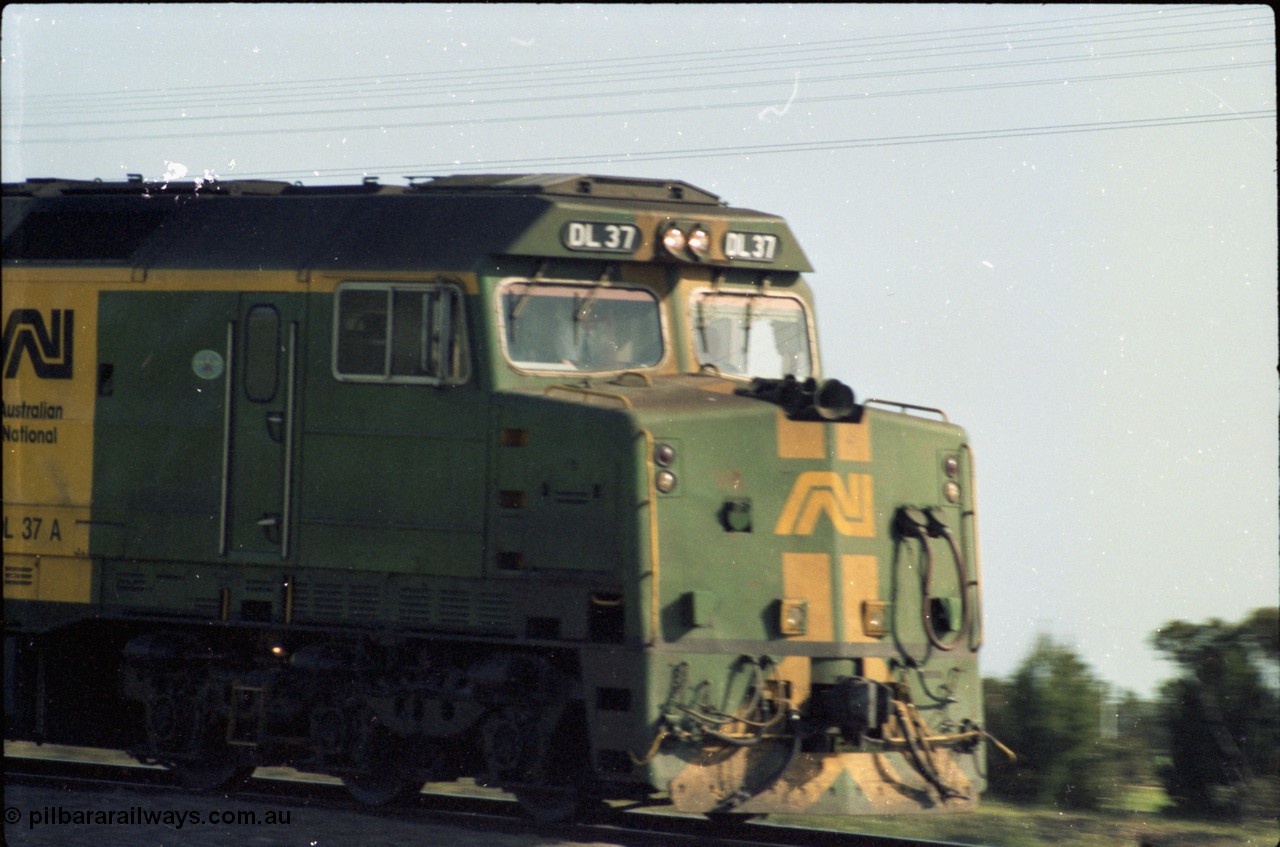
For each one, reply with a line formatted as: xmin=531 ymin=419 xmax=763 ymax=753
xmin=655 ymin=469 xmax=678 ymax=494
xmin=686 ymin=227 xmax=710 ymax=258
xmin=661 ymin=226 xmax=687 ymax=255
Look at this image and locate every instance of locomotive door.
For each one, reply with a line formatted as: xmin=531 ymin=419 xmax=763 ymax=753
xmin=223 ymin=294 xmax=305 ymax=560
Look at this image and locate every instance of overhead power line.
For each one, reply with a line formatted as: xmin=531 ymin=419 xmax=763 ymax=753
xmin=14 ymin=6 xmax=1270 ymax=121
xmin=23 ymin=3 xmax=1261 ymax=112
xmin=8 ymin=35 xmax=1272 ymax=138
xmin=226 ymin=110 xmax=1278 ymax=182
xmin=12 ymin=60 xmax=1272 ymax=146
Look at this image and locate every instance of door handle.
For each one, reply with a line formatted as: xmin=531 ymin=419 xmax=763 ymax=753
xmin=257 ymin=513 xmax=282 ymax=545
xmin=266 ymin=411 xmax=285 ymax=442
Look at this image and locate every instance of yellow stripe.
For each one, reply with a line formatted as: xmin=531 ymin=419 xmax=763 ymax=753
xmin=775 ymin=408 xmax=824 ymax=459
xmin=835 ymin=417 xmax=872 ymax=462
xmin=310 ymin=270 xmax=479 ymax=295
xmin=774 ymin=655 xmax=812 ymax=707
xmin=3 ymin=267 xmax=480 ymax=294
xmin=840 ymin=555 xmax=879 ymax=643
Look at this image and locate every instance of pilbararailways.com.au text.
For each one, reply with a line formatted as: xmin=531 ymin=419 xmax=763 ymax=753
xmin=6 ymin=805 xmax=293 ymax=830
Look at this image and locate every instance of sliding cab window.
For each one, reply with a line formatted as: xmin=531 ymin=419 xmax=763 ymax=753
xmin=333 ymin=282 xmax=470 ymax=384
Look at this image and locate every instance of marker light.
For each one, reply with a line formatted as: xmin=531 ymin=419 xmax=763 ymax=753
xmin=780 ymin=598 xmax=808 ymax=636
xmin=662 ymin=226 xmax=687 ymax=255
xmin=654 ymin=443 xmax=677 ymax=467
xmin=687 ymin=227 xmax=710 ymax=258
xmin=862 ymin=600 xmax=888 ymax=638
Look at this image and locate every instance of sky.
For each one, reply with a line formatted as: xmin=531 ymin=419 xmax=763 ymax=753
xmin=2 ymin=3 xmax=1276 ymax=697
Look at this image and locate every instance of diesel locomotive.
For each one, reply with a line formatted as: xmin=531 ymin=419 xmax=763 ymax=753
xmin=3 ymin=173 xmax=987 ymax=821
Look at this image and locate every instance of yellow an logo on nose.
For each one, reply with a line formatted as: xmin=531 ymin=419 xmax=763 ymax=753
xmin=775 ymin=472 xmax=875 ymax=536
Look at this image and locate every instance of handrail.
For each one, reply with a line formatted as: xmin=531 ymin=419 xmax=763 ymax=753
xmin=638 ymin=429 xmax=661 ymax=645
xmin=280 ymin=322 xmax=297 ymax=560
xmin=964 ymin=443 xmax=984 ymax=651
xmin=544 ymin=384 xmax=633 ymax=409
xmin=610 ymin=370 xmax=653 ymax=387
xmin=217 ymin=322 xmax=235 ymax=557
xmin=863 ymin=397 xmax=948 ymax=422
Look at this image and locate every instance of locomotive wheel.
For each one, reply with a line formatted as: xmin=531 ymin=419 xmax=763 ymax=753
xmin=145 ymin=690 xmax=253 ymax=792
xmin=144 ymin=693 xmax=188 ymax=751
xmin=507 ymin=702 xmax=603 ymax=823
xmin=343 ymin=708 xmax=420 ymax=806
xmin=479 ymin=708 xmax=534 ymax=780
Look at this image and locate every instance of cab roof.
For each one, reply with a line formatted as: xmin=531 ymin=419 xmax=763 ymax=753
xmin=2 ymin=174 xmax=811 ymax=273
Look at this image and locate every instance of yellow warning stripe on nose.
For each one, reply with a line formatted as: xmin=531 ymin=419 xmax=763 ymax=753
xmin=775 ymin=408 xmax=871 ymax=462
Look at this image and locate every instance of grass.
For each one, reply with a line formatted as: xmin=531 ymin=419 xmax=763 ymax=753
xmin=1105 ymin=785 xmax=1170 ymax=815
xmin=772 ymin=796 xmax=1280 ymax=847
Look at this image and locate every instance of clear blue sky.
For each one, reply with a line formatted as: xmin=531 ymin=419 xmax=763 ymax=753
xmin=3 ymin=3 xmax=1276 ymax=696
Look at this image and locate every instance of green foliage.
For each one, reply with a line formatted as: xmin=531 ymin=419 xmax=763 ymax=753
xmin=982 ymin=608 xmax=1279 ymax=822
xmin=984 ymin=634 xmax=1113 ymax=809
xmin=1151 ymin=607 xmax=1280 ymax=819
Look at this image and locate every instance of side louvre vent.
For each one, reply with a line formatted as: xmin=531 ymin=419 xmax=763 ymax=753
xmin=396 ymin=585 xmax=434 ymax=625
xmin=292 ymin=579 xmax=382 ymax=623
xmin=391 ymin=580 xmax=516 ymax=635
xmin=3 ymin=564 xmax=35 ymax=587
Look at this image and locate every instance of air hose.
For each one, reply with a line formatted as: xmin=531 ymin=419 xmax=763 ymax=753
xmin=895 ymin=507 xmax=973 ymax=651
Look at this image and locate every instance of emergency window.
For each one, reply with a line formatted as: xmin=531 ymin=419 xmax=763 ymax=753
xmin=334 ymin=283 xmax=469 ymax=384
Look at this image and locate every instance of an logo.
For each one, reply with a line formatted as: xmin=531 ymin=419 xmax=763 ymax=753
xmin=775 ymin=471 xmax=875 ymax=536
xmin=3 ymin=309 xmax=74 ymax=379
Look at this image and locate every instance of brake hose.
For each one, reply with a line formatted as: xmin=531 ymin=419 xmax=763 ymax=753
xmin=896 ymin=508 xmax=972 ymax=651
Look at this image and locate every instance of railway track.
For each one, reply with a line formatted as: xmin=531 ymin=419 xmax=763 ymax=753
xmin=4 ymin=745 xmax=975 ymax=847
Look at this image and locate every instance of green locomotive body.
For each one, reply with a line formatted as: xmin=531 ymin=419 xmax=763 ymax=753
xmin=3 ymin=174 xmax=986 ymax=818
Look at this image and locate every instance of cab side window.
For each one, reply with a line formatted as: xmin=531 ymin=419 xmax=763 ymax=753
xmin=334 ymin=283 xmax=469 ymax=384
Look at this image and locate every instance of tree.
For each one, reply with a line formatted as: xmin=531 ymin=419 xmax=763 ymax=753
xmin=984 ymin=634 xmax=1111 ymax=809
xmin=1151 ymin=607 xmax=1280 ymax=818
xmin=1107 ymin=689 xmax=1162 ymax=788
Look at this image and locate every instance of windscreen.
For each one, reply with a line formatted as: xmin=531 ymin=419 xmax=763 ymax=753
xmin=501 ymin=282 xmax=662 ymax=372
xmin=692 ymin=291 xmax=813 ymax=380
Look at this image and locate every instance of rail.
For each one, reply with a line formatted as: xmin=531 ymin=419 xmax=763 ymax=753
xmin=5 ymin=748 xmax=986 ymax=847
